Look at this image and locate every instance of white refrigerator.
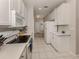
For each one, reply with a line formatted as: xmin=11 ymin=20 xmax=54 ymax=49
xmin=44 ymin=21 xmax=56 ymax=44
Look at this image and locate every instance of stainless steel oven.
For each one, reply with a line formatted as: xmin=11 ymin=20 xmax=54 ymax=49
xmin=26 ymin=38 xmax=32 ymax=59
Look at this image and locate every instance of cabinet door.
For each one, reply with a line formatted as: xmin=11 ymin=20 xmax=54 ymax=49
xmin=54 ymin=35 xmax=71 ymax=53
xmin=51 ymin=33 xmax=55 ymax=46
xmin=60 ymin=36 xmax=70 ymax=52
xmin=54 ymin=8 xmax=58 ymax=25
xmin=23 ymin=7 xmax=27 ymax=26
xmin=20 ymin=0 xmax=25 ymax=17
xmin=54 ymin=35 xmax=60 ymax=51
xmin=10 ymin=0 xmax=21 ymax=14
xmin=20 ymin=48 xmax=26 ymax=59
xmin=56 ymin=3 xmax=70 ymax=25
xmin=0 ymin=0 xmax=10 ymax=25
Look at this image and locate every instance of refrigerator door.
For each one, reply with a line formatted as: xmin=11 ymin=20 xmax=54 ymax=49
xmin=44 ymin=21 xmax=56 ymax=44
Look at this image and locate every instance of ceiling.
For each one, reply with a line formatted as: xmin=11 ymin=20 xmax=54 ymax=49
xmin=33 ymin=0 xmax=65 ymax=19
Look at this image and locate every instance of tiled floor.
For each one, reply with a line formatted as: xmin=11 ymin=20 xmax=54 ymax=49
xmin=32 ymin=36 xmax=79 ymax=59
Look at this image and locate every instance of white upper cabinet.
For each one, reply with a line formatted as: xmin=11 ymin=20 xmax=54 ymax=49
xmin=0 ymin=0 xmax=10 ymax=26
xmin=10 ymin=0 xmax=21 ymax=14
xmin=53 ymin=9 xmax=58 ymax=25
xmin=56 ymin=3 xmax=70 ymax=25
xmin=20 ymin=0 xmax=25 ymax=17
xmin=9 ymin=10 xmax=25 ymax=27
xmin=0 ymin=0 xmax=26 ymax=27
xmin=10 ymin=0 xmax=26 ymax=27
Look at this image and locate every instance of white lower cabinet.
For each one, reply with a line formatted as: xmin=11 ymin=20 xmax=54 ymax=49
xmin=10 ymin=0 xmax=26 ymax=27
xmin=54 ymin=35 xmax=71 ymax=53
xmin=20 ymin=47 xmax=26 ymax=59
xmin=20 ymin=0 xmax=25 ymax=17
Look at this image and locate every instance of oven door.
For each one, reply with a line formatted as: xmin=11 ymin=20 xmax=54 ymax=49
xmin=26 ymin=38 xmax=32 ymax=59
xmin=26 ymin=43 xmax=32 ymax=59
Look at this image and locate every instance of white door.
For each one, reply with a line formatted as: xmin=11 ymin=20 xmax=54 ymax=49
xmin=34 ymin=22 xmax=40 ymax=33
xmin=35 ymin=21 xmax=44 ymax=33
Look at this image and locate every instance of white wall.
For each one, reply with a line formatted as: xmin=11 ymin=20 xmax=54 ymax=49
xmin=25 ymin=0 xmax=34 ymax=39
xmin=68 ymin=0 xmax=79 ymax=55
xmin=34 ymin=20 xmax=44 ymax=34
xmin=45 ymin=0 xmax=77 ymax=55
xmin=76 ymin=0 xmax=79 ymax=54
xmin=25 ymin=0 xmax=34 ymax=34
xmin=67 ymin=0 xmax=77 ymax=55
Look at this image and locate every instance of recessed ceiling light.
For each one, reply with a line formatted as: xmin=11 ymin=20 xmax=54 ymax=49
xmin=38 ymin=8 xmax=42 ymax=10
xmin=36 ymin=15 xmax=41 ymax=18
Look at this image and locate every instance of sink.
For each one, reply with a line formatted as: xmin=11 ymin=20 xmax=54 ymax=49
xmin=7 ymin=35 xmax=30 ymax=44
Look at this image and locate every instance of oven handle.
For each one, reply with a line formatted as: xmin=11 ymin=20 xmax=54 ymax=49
xmin=27 ymin=43 xmax=31 ymax=47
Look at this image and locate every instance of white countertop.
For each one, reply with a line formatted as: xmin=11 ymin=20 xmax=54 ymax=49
xmin=54 ymin=32 xmax=71 ymax=36
xmin=55 ymin=34 xmax=71 ymax=36
xmin=0 ymin=44 xmax=26 ymax=59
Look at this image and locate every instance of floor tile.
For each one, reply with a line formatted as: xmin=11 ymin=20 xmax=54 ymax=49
xmin=32 ymin=36 xmax=79 ymax=59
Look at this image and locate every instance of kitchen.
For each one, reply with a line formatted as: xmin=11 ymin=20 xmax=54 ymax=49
xmin=0 ymin=0 xmax=33 ymax=59
xmin=0 ymin=0 xmax=79 ymax=59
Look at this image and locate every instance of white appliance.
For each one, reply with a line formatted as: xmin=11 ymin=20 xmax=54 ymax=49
xmin=44 ymin=21 xmax=56 ymax=44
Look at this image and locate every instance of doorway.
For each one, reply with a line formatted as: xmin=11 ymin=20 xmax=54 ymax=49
xmin=34 ymin=19 xmax=44 ymax=37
